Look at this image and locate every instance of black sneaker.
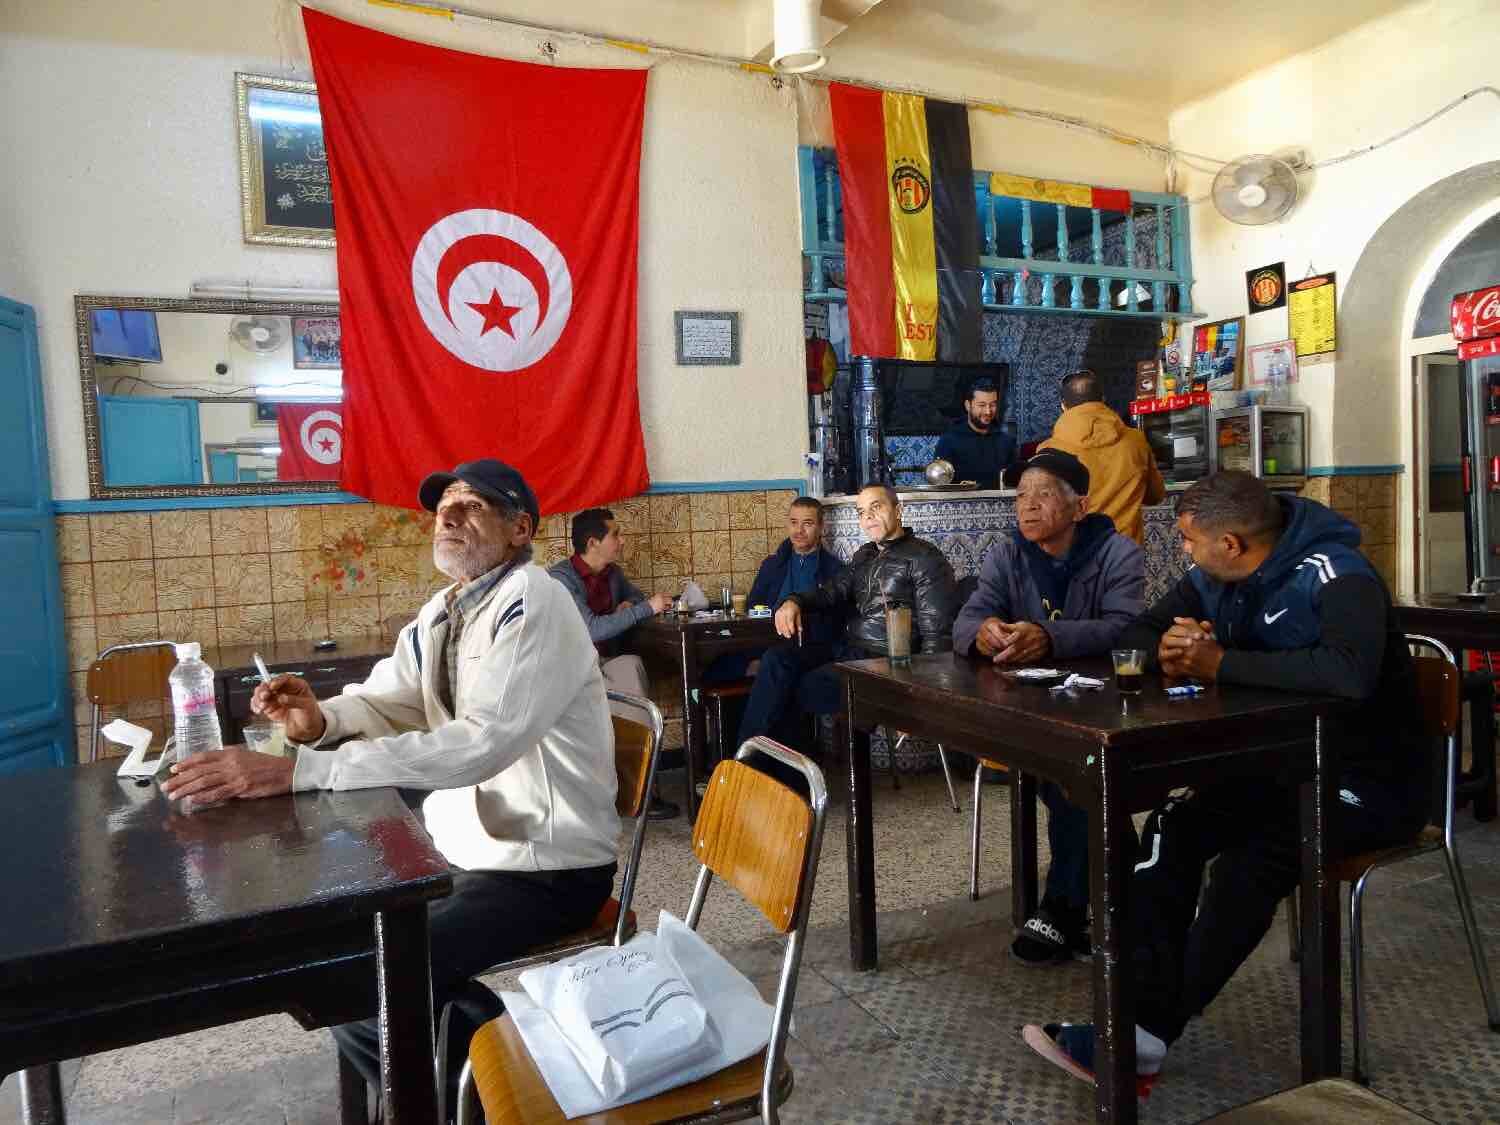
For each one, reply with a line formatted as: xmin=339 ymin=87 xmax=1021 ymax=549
xmin=646 ymin=793 xmax=679 ymax=821
xmin=1021 ymin=1022 xmax=1160 ymax=1098
xmin=1011 ymin=901 xmax=1090 ymax=966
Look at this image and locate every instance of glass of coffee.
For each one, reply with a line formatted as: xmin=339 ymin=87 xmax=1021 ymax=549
xmin=886 ymin=604 xmax=913 ymax=667
xmin=720 ymin=584 xmax=733 ymax=614
xmin=1112 ymin=649 xmax=1147 ymax=695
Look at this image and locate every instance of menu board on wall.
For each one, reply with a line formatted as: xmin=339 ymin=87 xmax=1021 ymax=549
xmin=1288 ymin=272 xmax=1337 ymax=358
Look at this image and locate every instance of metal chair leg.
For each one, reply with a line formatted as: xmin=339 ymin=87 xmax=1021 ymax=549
xmin=1286 ymin=893 xmax=1300 ymax=963
xmin=456 ymin=1057 xmax=479 ymax=1125
xmin=1350 ymin=868 xmax=1372 ymax=1084
xmin=887 ymin=731 xmax=902 ymax=789
xmin=435 ymin=998 xmax=454 ymax=1125
xmin=969 ymin=764 xmax=984 ymax=901
xmin=1443 ymin=842 xmax=1500 ymax=1030
xmin=936 ymin=745 xmax=960 ymax=813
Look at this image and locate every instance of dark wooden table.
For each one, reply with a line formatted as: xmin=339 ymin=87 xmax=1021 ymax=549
xmin=839 ymin=654 xmax=1350 ymax=1125
xmin=1 ymin=763 xmax=451 ymax=1124
xmin=1395 ymin=595 xmax=1498 ymax=820
xmin=627 ymin=612 xmax=777 ymax=816
xmin=213 ymin=635 xmax=390 ymax=743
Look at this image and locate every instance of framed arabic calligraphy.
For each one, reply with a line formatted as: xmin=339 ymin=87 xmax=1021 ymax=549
xmin=235 ymin=73 xmax=335 ymax=248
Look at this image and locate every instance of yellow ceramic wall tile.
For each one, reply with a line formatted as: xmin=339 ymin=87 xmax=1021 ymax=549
xmin=374 ymin=545 xmax=424 ymax=595
xmin=612 ymin=496 xmax=650 ymax=534
xmin=1356 ymin=474 xmax=1394 ymax=511
xmin=763 ymin=490 xmax=798 ymax=523
xmin=59 ymin=563 xmax=94 ymax=619
xmin=158 ymin=609 xmax=219 ymax=649
xmin=732 ymin=570 xmax=758 ymax=596
xmin=72 ymin=670 xmax=91 ymax=725
xmin=652 ymin=574 xmax=682 ymax=598
xmin=149 ymin=510 xmax=212 ymax=558
xmin=95 ymin=612 xmax=163 ymax=651
xmin=650 ymin=532 xmax=693 ymax=577
xmin=536 ymin=512 xmax=568 ymax=542
xmin=210 ymin=508 xmax=270 ymax=555
xmin=329 ymin=596 xmax=381 ymax=636
xmin=212 ymin=553 xmax=273 ymax=606
xmin=649 ymin=494 xmax=690 ymax=533
xmin=66 ymin=619 xmax=97 ymax=672
xmin=1327 ymin=477 xmax=1359 ymax=515
xmin=1299 ymin=477 xmax=1331 ymax=505
xmin=321 ymin=503 xmax=379 ymax=549
xmin=270 ymin=550 xmax=321 ymax=604
xmin=689 ymin=493 xmax=729 ymax=532
xmin=216 ymin=604 xmax=276 ymax=646
xmin=728 ymin=492 xmax=766 ymax=530
xmin=309 ymin=538 xmax=377 ymax=598
xmin=92 ymin=559 xmax=156 ymax=616
xmin=153 ymin=556 xmax=215 ymax=611
xmin=729 ymin=528 xmax=769 ymax=573
xmin=378 ymin=591 xmax=430 ymax=630
xmin=266 ymin=505 xmax=325 ymax=552
xmin=533 ymin=538 xmax=571 ymax=569
xmin=368 ymin=504 xmax=432 ymax=548
xmin=690 ymin=530 xmax=731 ymax=574
xmin=620 ymin=533 xmax=651 ymax=581
xmin=56 ymin=515 xmax=91 ymax=563
xmin=89 ymin=513 xmax=153 ymax=561
xmin=273 ymin=602 xmax=331 ymax=643
xmin=694 ymin=572 xmax=731 ymax=604
xmin=1361 ymin=506 xmax=1396 ymax=546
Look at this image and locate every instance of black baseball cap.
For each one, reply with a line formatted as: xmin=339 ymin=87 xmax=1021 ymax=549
xmin=418 ymin=459 xmax=540 ymax=527
xmin=1002 ymin=448 xmax=1090 ymax=495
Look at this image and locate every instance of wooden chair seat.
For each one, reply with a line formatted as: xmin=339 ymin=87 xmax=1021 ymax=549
xmin=978 ymin=758 xmax=1009 ymax=773
xmin=703 ymin=679 xmax=754 ymax=700
xmin=469 ymin=1012 xmax=792 ymax=1125
xmin=1328 ymin=825 xmax=1443 ymax=884
xmin=1200 ymin=1077 xmax=1434 ymax=1123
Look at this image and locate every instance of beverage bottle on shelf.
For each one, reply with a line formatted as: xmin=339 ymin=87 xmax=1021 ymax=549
xmin=169 ymin=643 xmax=223 ymax=809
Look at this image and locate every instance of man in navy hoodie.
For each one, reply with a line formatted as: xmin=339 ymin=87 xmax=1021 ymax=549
xmin=955 ymin=448 xmax=1144 ymax=965
xmin=1024 ymin=471 xmax=1427 ymax=1092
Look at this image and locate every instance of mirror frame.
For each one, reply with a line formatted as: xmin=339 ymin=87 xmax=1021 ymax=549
xmin=76 ymin=293 xmax=345 ymax=499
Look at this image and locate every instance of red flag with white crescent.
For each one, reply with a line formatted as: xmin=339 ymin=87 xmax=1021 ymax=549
xmin=276 ymin=403 xmax=344 ymax=482
xmin=303 ymin=10 xmax=650 ymax=513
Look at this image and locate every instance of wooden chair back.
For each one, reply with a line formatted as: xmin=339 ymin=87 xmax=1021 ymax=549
xmin=611 ymin=712 xmax=654 ymax=819
xmin=692 ymin=758 xmax=814 ymax=934
xmin=86 ymin=642 xmax=177 ymax=708
xmin=1410 ymin=654 xmax=1459 ymax=739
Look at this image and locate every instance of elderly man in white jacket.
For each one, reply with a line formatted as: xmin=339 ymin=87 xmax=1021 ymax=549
xmin=164 ymin=458 xmax=619 ymax=1108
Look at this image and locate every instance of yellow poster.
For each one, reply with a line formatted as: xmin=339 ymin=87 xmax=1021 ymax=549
xmin=1288 ymin=272 xmax=1337 ymax=358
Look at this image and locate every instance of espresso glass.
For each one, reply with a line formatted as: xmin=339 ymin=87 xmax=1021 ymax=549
xmin=1111 ymin=649 xmax=1148 ymax=695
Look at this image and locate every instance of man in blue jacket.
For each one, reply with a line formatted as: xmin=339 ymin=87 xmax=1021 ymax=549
xmin=954 ymin=448 xmax=1144 ymax=965
xmin=1024 ymin=470 xmax=1427 ymax=1093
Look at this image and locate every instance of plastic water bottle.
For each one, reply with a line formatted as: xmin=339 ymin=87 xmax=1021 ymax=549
xmin=169 ymin=642 xmax=223 ymax=763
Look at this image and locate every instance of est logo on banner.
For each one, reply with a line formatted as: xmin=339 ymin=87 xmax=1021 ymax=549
xmin=302 ymin=10 xmax=650 ymax=514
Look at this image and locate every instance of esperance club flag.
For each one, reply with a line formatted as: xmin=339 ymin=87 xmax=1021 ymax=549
xmin=302 ymin=10 xmax=650 ymax=514
xmin=276 ymin=403 xmax=344 ymax=482
xmin=830 ymin=84 xmax=982 ymax=363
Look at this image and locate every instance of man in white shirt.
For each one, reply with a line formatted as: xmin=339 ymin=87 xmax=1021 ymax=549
xmin=164 ymin=459 xmax=619 ymax=1109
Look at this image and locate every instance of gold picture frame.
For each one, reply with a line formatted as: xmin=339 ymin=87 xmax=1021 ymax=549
xmin=235 ymin=73 xmax=335 ymax=248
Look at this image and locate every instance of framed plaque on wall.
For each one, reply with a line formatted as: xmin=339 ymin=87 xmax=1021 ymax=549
xmin=235 ymin=73 xmax=335 ymax=248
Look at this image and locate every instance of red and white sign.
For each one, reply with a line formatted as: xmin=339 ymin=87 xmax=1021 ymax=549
xmin=1128 ymin=391 xmax=1212 ymax=416
xmin=1452 ymin=285 xmax=1500 ymax=344
xmin=277 ymin=404 xmax=344 ymax=481
xmin=303 ymin=10 xmax=650 ymax=513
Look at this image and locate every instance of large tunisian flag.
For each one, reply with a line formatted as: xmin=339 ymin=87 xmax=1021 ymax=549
xmin=302 ymin=10 xmax=650 ymax=513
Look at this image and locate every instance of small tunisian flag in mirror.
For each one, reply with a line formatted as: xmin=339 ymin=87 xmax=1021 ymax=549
xmin=302 ymin=9 xmax=650 ymax=513
xmin=276 ymin=403 xmax=344 ymax=482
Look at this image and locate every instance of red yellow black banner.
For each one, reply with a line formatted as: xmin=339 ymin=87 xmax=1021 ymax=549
xmin=830 ymin=84 xmax=981 ymax=363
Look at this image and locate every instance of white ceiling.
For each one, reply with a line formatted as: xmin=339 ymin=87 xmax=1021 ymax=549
xmin=494 ymin=0 xmax=1411 ymax=115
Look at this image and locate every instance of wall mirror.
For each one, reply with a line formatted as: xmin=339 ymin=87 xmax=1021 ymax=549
xmin=76 ymin=294 xmax=345 ymax=498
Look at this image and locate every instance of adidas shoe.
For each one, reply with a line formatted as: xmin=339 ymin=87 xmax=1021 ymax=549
xmin=1011 ymin=901 xmax=1090 ymax=966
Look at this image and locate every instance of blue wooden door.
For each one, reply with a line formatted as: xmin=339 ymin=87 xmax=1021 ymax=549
xmin=0 ymin=298 xmax=70 ymax=772
xmin=99 ymin=395 xmax=203 ymax=485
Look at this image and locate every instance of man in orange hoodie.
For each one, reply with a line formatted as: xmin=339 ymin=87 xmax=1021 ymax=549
xmin=1039 ymin=370 xmax=1165 ymax=543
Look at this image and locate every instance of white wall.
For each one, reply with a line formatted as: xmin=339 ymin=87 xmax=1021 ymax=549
xmin=1168 ymin=0 xmax=1500 ymax=469
xmin=0 ymin=0 xmax=805 ymax=499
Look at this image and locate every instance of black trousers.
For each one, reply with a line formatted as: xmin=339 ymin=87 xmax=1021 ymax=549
xmin=332 ymin=862 xmax=616 ymax=1111
xmin=1129 ymin=775 xmax=1423 ymax=1045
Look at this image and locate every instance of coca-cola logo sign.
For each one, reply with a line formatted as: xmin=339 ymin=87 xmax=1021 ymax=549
xmin=1474 ymin=289 xmax=1500 ymax=333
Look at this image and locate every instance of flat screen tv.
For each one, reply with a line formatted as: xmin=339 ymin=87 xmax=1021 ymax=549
xmin=875 ymin=359 xmax=1009 ymax=436
xmin=91 ymin=308 xmax=163 ymax=364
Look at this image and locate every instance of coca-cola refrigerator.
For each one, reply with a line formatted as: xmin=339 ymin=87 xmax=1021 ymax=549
xmin=1453 ymin=285 xmax=1500 ymax=586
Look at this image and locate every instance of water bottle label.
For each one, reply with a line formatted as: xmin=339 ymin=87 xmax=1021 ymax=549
xmin=175 ymin=691 xmax=216 ymax=715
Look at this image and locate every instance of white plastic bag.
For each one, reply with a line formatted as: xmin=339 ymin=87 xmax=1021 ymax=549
xmin=519 ymin=917 xmax=717 ymax=1101
xmin=505 ymin=912 xmax=774 ymax=1118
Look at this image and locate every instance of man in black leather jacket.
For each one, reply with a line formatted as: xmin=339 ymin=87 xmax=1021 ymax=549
xmin=737 ymin=483 xmax=957 ymax=748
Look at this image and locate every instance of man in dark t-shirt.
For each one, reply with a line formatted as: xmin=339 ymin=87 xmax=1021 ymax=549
xmin=935 ymin=378 xmax=1014 ymax=489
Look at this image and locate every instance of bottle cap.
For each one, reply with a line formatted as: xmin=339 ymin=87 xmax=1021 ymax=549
xmin=173 ymin=642 xmax=201 ymax=661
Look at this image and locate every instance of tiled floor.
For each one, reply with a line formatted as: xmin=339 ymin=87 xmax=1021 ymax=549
xmin=6 ymin=771 xmax=1500 ymax=1124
